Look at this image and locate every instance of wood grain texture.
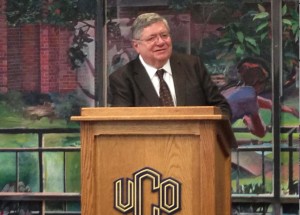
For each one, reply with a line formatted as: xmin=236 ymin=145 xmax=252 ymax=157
xmin=74 ymin=107 xmax=235 ymax=215
xmin=71 ymin=106 xmax=228 ymax=121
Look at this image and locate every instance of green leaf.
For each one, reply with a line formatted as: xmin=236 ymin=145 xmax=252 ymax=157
xmin=257 ymin=4 xmax=265 ymax=13
xmin=217 ymin=38 xmax=232 ymax=44
xmin=291 ymin=20 xmax=299 ymax=27
xmin=292 ymin=25 xmax=299 ymax=35
xmin=256 ymin=22 xmax=269 ymax=32
xmin=245 ymin=37 xmax=257 ymax=47
xmin=253 ymin=12 xmax=269 ymax=20
xmin=282 ymin=19 xmax=292 ymax=26
xmin=246 ymin=43 xmax=260 ymax=55
xmin=223 ymin=42 xmax=233 ymax=47
xmin=260 ymin=32 xmax=269 ymax=41
xmin=282 ymin=4 xmax=287 ymax=16
xmin=235 ymin=45 xmax=244 ymax=56
xmin=290 ymin=9 xmax=298 ymax=20
xmin=236 ymin=31 xmax=244 ymax=43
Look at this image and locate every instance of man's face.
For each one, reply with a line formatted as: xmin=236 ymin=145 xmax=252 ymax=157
xmin=132 ymin=21 xmax=172 ymax=68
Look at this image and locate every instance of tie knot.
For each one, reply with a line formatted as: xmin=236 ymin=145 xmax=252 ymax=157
xmin=156 ymin=69 xmax=165 ymax=79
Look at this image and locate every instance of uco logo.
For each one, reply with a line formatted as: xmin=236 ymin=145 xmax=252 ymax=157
xmin=114 ymin=167 xmax=181 ymax=215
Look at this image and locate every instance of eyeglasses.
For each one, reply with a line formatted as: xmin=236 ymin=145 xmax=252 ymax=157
xmin=135 ymin=32 xmax=170 ymax=44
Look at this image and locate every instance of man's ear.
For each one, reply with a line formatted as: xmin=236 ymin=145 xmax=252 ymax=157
xmin=131 ymin=40 xmax=139 ymax=53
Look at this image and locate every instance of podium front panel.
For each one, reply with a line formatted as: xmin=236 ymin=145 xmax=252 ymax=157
xmin=73 ymin=107 xmax=234 ymax=215
xmin=80 ymin=120 xmax=230 ymax=214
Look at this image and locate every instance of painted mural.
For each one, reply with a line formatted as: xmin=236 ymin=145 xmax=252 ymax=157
xmin=0 ymin=0 xmax=299 ymax=214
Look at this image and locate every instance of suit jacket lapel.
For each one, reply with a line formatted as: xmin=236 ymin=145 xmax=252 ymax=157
xmin=133 ymin=59 xmax=160 ymax=106
xmin=170 ymin=54 xmax=186 ymax=106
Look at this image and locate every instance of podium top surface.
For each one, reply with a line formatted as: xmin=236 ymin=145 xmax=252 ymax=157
xmin=71 ymin=106 xmax=230 ymax=121
xmin=71 ymin=106 xmax=237 ymax=148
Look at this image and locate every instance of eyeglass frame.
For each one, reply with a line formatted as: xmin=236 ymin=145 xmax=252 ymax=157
xmin=133 ymin=32 xmax=171 ymax=44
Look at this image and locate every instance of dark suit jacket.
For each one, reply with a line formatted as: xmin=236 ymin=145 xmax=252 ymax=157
xmin=109 ymin=52 xmax=232 ymax=117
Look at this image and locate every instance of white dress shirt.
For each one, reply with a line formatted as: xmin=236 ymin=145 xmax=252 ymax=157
xmin=139 ymin=55 xmax=177 ymax=105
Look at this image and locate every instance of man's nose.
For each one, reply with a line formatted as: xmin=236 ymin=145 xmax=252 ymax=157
xmin=155 ymin=35 xmax=165 ymax=44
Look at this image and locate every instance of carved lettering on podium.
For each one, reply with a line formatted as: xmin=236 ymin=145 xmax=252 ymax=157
xmin=114 ymin=167 xmax=181 ymax=215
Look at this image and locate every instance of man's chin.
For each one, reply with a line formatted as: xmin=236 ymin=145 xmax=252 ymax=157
xmin=155 ymin=52 xmax=171 ymax=60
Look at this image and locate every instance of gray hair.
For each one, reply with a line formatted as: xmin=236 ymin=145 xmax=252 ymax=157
xmin=131 ymin=13 xmax=170 ymax=40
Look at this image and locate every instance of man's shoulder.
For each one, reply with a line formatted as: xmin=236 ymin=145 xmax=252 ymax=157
xmin=110 ymin=57 xmax=140 ymax=77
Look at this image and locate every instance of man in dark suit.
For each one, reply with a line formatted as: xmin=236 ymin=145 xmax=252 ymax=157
xmin=109 ymin=12 xmax=231 ymax=117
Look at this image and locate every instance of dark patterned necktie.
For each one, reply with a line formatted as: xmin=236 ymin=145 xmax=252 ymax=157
xmin=156 ymin=69 xmax=174 ymax=106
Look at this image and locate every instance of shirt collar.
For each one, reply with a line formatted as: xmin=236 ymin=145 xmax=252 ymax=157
xmin=139 ymin=55 xmax=172 ymax=79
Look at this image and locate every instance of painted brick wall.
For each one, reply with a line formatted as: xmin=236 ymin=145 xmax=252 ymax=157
xmin=0 ymin=0 xmax=77 ymax=94
xmin=7 ymin=27 xmax=22 ymax=91
xmin=49 ymin=26 xmax=77 ymax=93
xmin=0 ymin=0 xmax=8 ymax=93
xmin=21 ymin=24 xmax=40 ymax=92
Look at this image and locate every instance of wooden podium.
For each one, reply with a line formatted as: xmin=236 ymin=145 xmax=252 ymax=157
xmin=71 ymin=106 xmax=236 ymax=215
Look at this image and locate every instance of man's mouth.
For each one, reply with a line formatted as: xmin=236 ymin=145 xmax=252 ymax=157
xmin=154 ymin=48 xmax=166 ymax=53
